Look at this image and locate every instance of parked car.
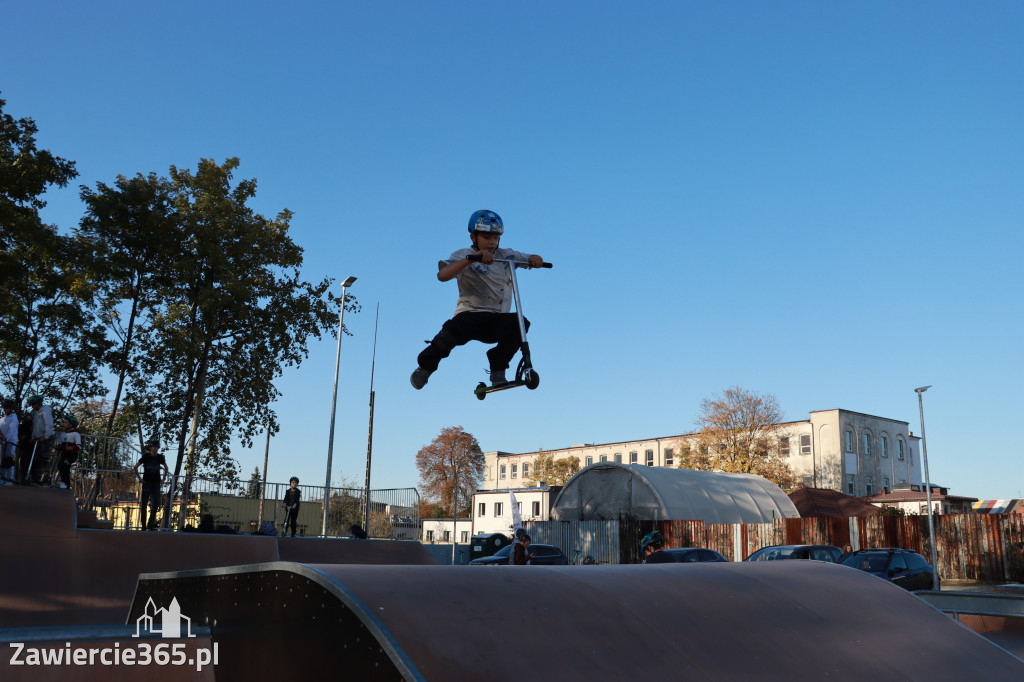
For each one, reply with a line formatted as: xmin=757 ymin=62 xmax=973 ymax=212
xmin=840 ymin=548 xmax=938 ymax=591
xmin=469 ymin=543 xmax=568 ymax=565
xmin=645 ymin=548 xmax=729 ymax=563
xmin=745 ymin=544 xmax=842 ymax=563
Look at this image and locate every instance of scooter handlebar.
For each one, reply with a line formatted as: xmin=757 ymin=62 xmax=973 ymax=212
xmin=467 ymin=254 xmax=552 ymax=268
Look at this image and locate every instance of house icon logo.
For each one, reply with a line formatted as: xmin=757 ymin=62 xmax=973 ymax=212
xmin=133 ymin=597 xmax=196 ymax=638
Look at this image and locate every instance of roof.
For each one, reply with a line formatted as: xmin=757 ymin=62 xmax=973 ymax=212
xmin=788 ymin=487 xmax=880 ymax=518
xmin=550 ymin=463 xmax=799 ymax=524
xmin=863 ymin=489 xmax=978 ymax=504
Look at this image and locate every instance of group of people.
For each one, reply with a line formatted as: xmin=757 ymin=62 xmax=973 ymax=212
xmin=0 ymin=395 xmax=82 ymax=489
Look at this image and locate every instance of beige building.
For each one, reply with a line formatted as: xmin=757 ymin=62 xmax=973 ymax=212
xmin=483 ymin=408 xmax=922 ymax=498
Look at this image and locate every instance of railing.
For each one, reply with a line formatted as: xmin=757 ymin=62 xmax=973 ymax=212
xmin=71 ymin=467 xmax=419 ymax=539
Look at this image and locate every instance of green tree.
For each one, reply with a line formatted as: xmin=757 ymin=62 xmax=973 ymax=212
xmin=246 ymin=467 xmax=262 ymax=499
xmin=0 ymin=96 xmax=108 ymax=410
xmin=0 ymin=95 xmax=77 ymax=303
xmin=415 ymin=426 xmax=484 ymax=516
xmin=524 ymin=451 xmax=580 ymax=487
xmin=77 ymin=172 xmax=179 ymax=436
xmin=680 ymin=386 xmax=796 ymax=489
xmin=128 ymin=157 xmax=350 ymax=524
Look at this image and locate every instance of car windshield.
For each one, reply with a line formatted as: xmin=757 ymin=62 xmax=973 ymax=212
xmin=750 ymin=547 xmax=796 ymax=561
xmin=843 ymin=554 xmax=889 ymax=572
xmin=492 ymin=545 xmax=512 ymax=559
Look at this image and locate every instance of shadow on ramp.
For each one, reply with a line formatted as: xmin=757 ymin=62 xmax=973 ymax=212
xmin=130 ymin=561 xmax=1024 ymax=681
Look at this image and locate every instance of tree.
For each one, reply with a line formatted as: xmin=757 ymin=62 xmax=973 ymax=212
xmin=0 ymin=95 xmax=77 ymax=303
xmin=246 ymin=467 xmax=262 ymax=499
xmin=77 ymin=172 xmax=179 ymax=437
xmin=0 ymin=96 xmax=108 ymax=410
xmin=524 ymin=451 xmax=580 ymax=487
xmin=679 ymin=386 xmax=797 ymax=489
xmin=415 ymin=426 xmax=484 ymax=516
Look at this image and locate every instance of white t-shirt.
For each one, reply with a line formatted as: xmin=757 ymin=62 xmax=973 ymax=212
xmin=59 ymin=432 xmax=82 ymax=448
xmin=439 ymin=246 xmax=531 ymax=317
xmin=0 ymin=412 xmax=17 ymax=456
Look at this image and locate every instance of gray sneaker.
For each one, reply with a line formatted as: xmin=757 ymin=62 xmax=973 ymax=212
xmin=489 ymin=368 xmax=508 ymax=386
xmin=410 ymin=367 xmax=431 ymax=390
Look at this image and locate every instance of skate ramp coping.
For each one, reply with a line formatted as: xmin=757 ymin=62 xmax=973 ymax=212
xmin=130 ymin=560 xmax=1024 ymax=681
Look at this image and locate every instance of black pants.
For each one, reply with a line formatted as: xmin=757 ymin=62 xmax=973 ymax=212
xmin=58 ymin=451 xmax=77 ymax=488
xmin=284 ymin=507 xmax=299 ymax=537
xmin=140 ymin=483 xmax=161 ymax=529
xmin=417 ymin=312 xmax=529 ymax=373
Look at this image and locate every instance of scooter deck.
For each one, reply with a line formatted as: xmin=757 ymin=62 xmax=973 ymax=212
xmin=474 ymin=380 xmax=528 ymax=398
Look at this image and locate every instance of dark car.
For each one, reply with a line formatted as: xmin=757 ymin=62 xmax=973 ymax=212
xmin=645 ymin=548 xmax=729 ymax=563
xmin=469 ymin=543 xmax=568 ymax=566
xmin=840 ymin=548 xmax=937 ymax=591
xmin=745 ymin=544 xmax=842 ymax=563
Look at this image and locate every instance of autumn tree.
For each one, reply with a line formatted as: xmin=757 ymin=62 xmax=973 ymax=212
xmin=679 ymin=386 xmax=797 ymax=489
xmin=415 ymin=426 xmax=484 ymax=516
xmin=524 ymin=451 xmax=580 ymax=487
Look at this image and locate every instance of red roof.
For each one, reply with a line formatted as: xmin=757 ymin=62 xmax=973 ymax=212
xmin=788 ymin=487 xmax=880 ymax=518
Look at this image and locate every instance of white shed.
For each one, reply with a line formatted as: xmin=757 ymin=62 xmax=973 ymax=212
xmin=550 ymin=463 xmax=799 ymax=524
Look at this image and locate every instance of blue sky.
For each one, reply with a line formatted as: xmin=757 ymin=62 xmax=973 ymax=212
xmin=3 ymin=2 xmax=1021 ymax=499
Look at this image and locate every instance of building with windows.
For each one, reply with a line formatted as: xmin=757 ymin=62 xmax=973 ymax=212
xmin=470 ymin=486 xmax=561 ymax=536
xmin=421 ymin=518 xmax=473 ymax=545
xmin=482 ymin=408 xmax=922 ymax=498
xmin=862 ymin=484 xmax=977 ymax=516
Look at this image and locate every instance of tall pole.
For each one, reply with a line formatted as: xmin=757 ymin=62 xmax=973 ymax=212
xmin=323 ymin=276 xmax=357 ymax=537
xmin=258 ymin=425 xmax=270 ymax=527
xmin=916 ymin=385 xmax=939 ymax=591
xmin=362 ymin=305 xmax=380 ymax=535
xmin=452 ymin=461 xmax=458 ymax=566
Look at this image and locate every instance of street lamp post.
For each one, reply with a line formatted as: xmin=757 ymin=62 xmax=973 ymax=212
xmin=258 ymin=425 xmax=271 ymax=528
xmin=323 ymin=276 xmax=357 ymax=537
xmin=915 ymin=385 xmax=939 ymax=591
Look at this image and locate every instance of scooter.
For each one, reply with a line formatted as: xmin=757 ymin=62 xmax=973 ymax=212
xmin=468 ymin=254 xmax=552 ymax=400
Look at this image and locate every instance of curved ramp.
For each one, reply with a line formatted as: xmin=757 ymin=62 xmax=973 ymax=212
xmin=130 ymin=561 xmax=1024 ymax=681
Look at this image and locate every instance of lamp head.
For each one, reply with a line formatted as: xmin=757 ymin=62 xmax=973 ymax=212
xmin=341 ymin=276 xmax=357 ymax=288
xmin=914 ymin=385 xmax=932 ymax=394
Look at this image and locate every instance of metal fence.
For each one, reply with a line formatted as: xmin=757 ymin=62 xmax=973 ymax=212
xmin=72 ymin=467 xmax=419 ymax=539
xmin=523 ymin=520 xmax=620 ymax=564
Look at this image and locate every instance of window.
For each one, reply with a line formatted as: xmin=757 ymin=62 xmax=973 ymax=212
xmin=800 ymin=435 xmax=811 ymax=454
xmin=500 ymin=465 xmax=506 ymax=479
xmin=630 ymin=452 xmax=638 ymax=464
xmin=426 ymin=530 xmax=434 ymax=542
xmin=665 ymin=448 xmax=674 ymax=466
xmin=779 ymin=437 xmax=790 ymax=457
xmin=845 ymin=431 xmax=854 ymax=452
xmin=443 ymin=530 xmax=450 ymax=543
xmin=586 ymin=456 xmax=593 ymax=466
xmin=883 ymin=477 xmax=890 ymax=492
xmin=898 ymin=440 xmax=905 ymax=460
xmin=865 ymin=477 xmax=873 ymax=496
xmin=478 ymin=503 xmax=486 ymax=517
xmin=522 ymin=463 xmax=529 ymax=478
xmin=461 ymin=531 xmax=469 ymax=543
xmin=862 ymin=434 xmax=871 ymax=456
xmin=511 ymin=464 xmax=518 ymax=479
xmin=532 ymin=501 xmax=540 ymax=516
xmin=881 ymin=436 xmax=888 ymax=458
xmin=614 ymin=453 xmax=622 ymax=463
xmin=847 ymin=475 xmax=855 ymax=495
xmin=599 ymin=455 xmax=607 ymax=462
xmin=494 ymin=502 xmax=503 ymax=516
xmin=645 ymin=450 xmax=654 ymax=466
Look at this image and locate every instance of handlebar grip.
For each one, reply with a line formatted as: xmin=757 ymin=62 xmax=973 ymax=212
xmin=541 ymin=263 xmax=553 ymax=268
xmin=465 ymin=253 xmax=553 ymax=268
xmin=467 ymin=253 xmax=482 ymax=262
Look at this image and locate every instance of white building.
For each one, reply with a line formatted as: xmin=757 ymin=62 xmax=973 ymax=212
xmin=471 ymin=486 xmax=561 ymax=536
xmin=482 ymin=408 xmax=922 ymax=498
xmin=421 ymin=518 xmax=473 ymax=545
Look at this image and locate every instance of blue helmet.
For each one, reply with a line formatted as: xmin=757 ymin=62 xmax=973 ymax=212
xmin=640 ymin=530 xmax=665 ymax=553
xmin=468 ymin=210 xmax=503 ymax=235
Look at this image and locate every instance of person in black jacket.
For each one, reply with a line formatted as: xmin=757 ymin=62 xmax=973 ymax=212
xmin=282 ymin=476 xmax=301 ymax=537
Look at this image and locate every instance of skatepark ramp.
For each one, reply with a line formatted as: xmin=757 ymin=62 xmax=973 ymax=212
xmin=129 ymin=560 xmax=1024 ymax=682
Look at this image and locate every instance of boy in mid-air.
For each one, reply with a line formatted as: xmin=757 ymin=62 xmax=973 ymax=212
xmin=411 ymin=210 xmax=543 ymax=390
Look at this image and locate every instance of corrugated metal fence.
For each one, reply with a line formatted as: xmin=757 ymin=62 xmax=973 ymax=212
xmin=526 ymin=514 xmax=1024 ymax=580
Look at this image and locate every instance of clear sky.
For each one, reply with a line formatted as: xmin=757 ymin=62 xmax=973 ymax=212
xmin=3 ymin=2 xmax=1021 ymax=499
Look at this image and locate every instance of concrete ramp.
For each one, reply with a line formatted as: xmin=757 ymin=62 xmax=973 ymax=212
xmin=130 ymin=561 xmax=1024 ymax=681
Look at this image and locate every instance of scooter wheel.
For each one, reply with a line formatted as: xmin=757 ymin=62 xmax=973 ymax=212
xmin=525 ymin=370 xmax=540 ymax=390
xmin=475 ymin=382 xmax=487 ymax=400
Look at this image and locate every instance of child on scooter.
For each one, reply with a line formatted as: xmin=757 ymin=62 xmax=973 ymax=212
xmin=411 ymin=210 xmax=544 ymax=390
